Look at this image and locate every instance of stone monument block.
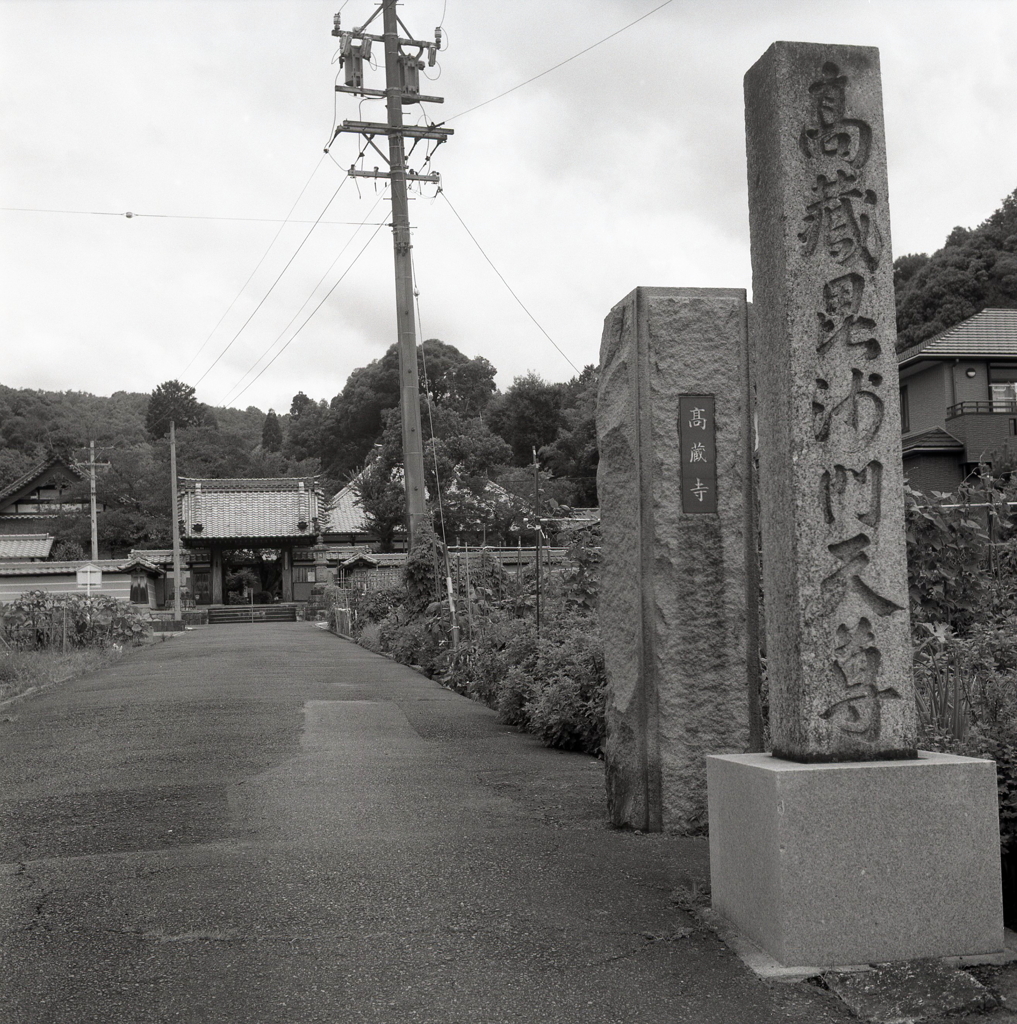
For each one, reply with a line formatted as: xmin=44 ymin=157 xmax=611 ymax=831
xmin=707 ymin=752 xmax=1004 ymax=966
xmin=597 ymin=287 xmax=757 ymax=833
xmin=744 ymin=41 xmax=916 ymax=761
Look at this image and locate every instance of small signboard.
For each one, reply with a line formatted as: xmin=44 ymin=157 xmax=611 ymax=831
xmin=76 ymin=563 xmax=102 ymax=592
xmin=677 ymin=395 xmax=718 ymax=514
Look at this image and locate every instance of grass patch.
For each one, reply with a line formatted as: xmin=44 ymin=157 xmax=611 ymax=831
xmin=0 ymin=647 xmax=125 ymax=702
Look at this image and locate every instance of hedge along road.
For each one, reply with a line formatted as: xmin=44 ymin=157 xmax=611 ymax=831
xmin=0 ymin=624 xmax=852 ymax=1024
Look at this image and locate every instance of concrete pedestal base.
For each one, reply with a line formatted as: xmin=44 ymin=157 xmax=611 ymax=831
xmin=707 ymin=752 xmax=1003 ymax=967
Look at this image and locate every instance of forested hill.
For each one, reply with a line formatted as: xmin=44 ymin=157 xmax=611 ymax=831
xmin=0 ymin=338 xmax=598 ymax=555
xmin=895 ymin=187 xmax=1017 ymax=351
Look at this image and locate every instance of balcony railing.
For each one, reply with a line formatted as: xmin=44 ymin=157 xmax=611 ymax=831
xmin=947 ymin=400 xmax=1017 ymax=418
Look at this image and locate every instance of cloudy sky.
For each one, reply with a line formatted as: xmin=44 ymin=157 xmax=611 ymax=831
xmin=3 ymin=0 xmax=1017 ymax=415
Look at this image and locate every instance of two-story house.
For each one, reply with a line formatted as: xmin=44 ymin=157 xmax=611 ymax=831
xmin=897 ymin=309 xmax=1017 ymax=495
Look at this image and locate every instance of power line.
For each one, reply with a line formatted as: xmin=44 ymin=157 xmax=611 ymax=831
xmin=225 ymin=218 xmax=387 ymax=407
xmin=221 ymin=188 xmax=389 ymax=405
xmin=439 ymin=190 xmax=580 ymax=375
xmin=0 ymin=205 xmax=384 ymax=226
xmin=192 ymin=173 xmax=352 ymax=388
xmin=182 ymin=155 xmax=327 ymax=376
xmin=441 ymin=0 xmax=674 ymax=123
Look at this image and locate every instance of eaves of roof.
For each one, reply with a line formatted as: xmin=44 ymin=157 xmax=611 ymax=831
xmin=0 ymin=557 xmax=163 ymax=577
xmin=901 ymin=427 xmax=965 ymax=455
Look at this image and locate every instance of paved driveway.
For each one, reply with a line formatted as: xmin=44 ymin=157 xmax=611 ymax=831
xmin=0 ymin=624 xmax=851 ymax=1023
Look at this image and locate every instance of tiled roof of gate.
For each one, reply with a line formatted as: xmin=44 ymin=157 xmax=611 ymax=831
xmin=0 ymin=534 xmax=54 ymax=560
xmin=898 ymin=309 xmax=1017 ymax=365
xmin=179 ymin=478 xmax=322 ymax=541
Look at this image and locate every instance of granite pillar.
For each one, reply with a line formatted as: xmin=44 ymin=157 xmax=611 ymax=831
xmin=744 ymin=41 xmax=915 ymax=761
xmin=597 ymin=287 xmax=757 ymax=834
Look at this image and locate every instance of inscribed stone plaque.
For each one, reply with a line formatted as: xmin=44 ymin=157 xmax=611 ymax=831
xmin=744 ymin=42 xmax=916 ymax=761
xmin=678 ymin=396 xmax=718 ymax=514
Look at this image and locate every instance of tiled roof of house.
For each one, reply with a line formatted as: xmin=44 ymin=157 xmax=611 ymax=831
xmin=901 ymin=427 xmax=965 ymax=455
xmin=0 ymin=457 xmax=86 ymax=507
xmin=326 ymin=483 xmax=371 ymax=535
xmin=0 ymin=534 xmax=54 ymax=560
xmin=898 ymin=309 xmax=1017 ymax=366
xmin=179 ymin=478 xmax=322 ymax=541
xmin=0 ymin=556 xmax=163 ymax=577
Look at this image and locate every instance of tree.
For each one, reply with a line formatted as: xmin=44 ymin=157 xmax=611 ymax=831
xmin=322 ymin=340 xmax=498 ymax=483
xmin=541 ymin=365 xmax=599 ymax=506
xmin=487 ymin=372 xmax=565 ymax=466
xmin=352 ymin=410 xmax=406 ymax=552
xmin=321 ymin=347 xmax=402 ymax=481
xmin=895 ymin=188 xmax=1017 ymax=351
xmin=146 ymin=380 xmax=201 ymax=439
xmin=417 ymin=339 xmax=496 ymax=416
xmin=261 ymin=409 xmax=282 ymax=452
xmin=282 ymin=392 xmax=327 ymax=467
xmin=353 ymin=402 xmax=518 ymax=547
xmin=173 ymin=424 xmax=254 ymax=478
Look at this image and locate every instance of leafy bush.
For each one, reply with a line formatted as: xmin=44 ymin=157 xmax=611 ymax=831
xmin=0 ymin=591 xmax=150 ymax=651
xmin=333 ymin=523 xmax=607 ymax=756
xmin=523 ymin=619 xmax=606 ymax=752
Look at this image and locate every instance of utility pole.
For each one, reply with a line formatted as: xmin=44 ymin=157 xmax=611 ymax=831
xmin=80 ymin=441 xmax=109 ymax=561
xmin=533 ymin=447 xmax=541 ymax=636
xmin=89 ymin=440 xmax=99 ymax=561
xmin=170 ymin=420 xmax=183 ymax=623
xmin=330 ymin=1 xmax=451 ymax=549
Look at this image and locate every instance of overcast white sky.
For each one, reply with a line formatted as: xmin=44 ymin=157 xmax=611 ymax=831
xmin=3 ymin=0 xmax=1017 ymax=415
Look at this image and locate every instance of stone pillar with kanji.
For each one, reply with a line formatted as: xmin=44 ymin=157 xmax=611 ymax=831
xmin=706 ymin=40 xmax=1002 ymax=968
xmin=745 ymin=42 xmax=916 ymax=761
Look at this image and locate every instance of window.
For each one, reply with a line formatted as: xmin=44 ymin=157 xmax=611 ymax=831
xmin=989 ymin=365 xmax=1017 ymax=411
xmin=899 ymin=385 xmax=910 ymax=433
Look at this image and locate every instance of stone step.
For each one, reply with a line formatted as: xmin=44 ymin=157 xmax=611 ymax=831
xmin=206 ymin=605 xmax=298 ymax=624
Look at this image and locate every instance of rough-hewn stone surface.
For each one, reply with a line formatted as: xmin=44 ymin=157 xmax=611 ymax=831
xmin=597 ymin=287 xmax=755 ymax=833
xmin=745 ymin=42 xmax=917 ymax=761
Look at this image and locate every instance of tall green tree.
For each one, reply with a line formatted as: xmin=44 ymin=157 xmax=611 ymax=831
xmin=541 ymin=365 xmax=599 ymax=506
xmin=284 ymin=392 xmax=327 ymax=465
xmin=418 ymin=339 xmax=496 ymax=416
xmin=261 ymin=409 xmax=283 ymax=452
xmin=322 ymin=339 xmax=495 ymax=482
xmin=146 ymin=380 xmax=202 ymax=439
xmin=487 ymin=371 xmax=565 ymax=466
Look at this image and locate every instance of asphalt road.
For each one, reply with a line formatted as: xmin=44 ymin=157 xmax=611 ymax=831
xmin=0 ymin=623 xmax=855 ymax=1024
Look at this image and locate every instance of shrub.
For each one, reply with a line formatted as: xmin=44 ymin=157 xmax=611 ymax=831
xmin=0 ymin=591 xmax=149 ymax=651
xmin=523 ymin=620 xmax=606 ymax=753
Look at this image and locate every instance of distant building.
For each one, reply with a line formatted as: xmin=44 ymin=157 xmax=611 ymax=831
xmin=0 ymin=457 xmax=104 ymax=536
xmin=0 ymin=555 xmax=163 ymax=607
xmin=178 ymin=477 xmax=324 ymax=605
xmin=898 ymin=309 xmax=1017 ymax=494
